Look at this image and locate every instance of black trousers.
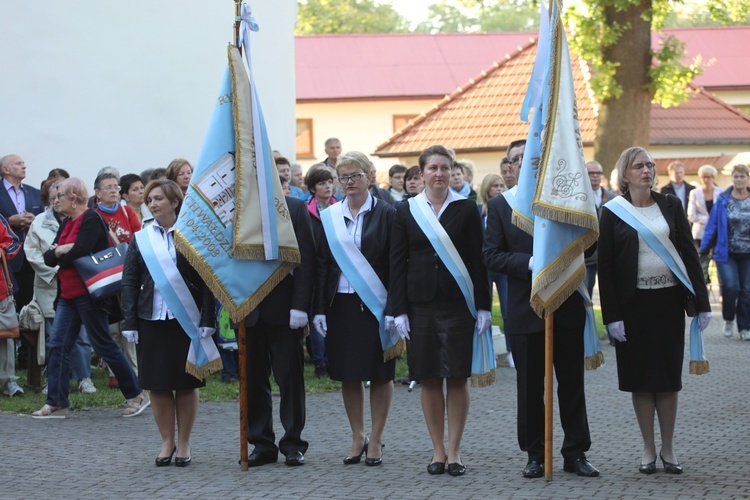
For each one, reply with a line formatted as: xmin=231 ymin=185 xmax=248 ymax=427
xmin=509 ymin=328 xmax=591 ymax=463
xmin=245 ymin=318 xmax=308 ymax=456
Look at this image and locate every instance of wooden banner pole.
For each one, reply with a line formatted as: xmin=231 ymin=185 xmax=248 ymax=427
xmin=544 ymin=313 xmax=554 ymax=481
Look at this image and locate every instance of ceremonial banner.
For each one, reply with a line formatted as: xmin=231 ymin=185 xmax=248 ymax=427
xmin=175 ymin=13 xmax=299 ymax=322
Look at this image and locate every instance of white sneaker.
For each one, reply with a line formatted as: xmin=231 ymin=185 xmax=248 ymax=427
xmin=78 ymin=378 xmax=97 ymax=394
xmin=740 ymin=330 xmax=750 ymax=341
xmin=3 ymin=381 xmax=24 ymax=397
xmin=724 ymin=321 xmax=734 ymax=338
xmin=507 ymin=352 xmax=515 ymax=369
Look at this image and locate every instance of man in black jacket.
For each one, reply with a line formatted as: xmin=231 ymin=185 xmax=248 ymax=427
xmin=482 ymin=192 xmax=599 ymax=479
xmin=244 ymin=196 xmax=316 ymax=467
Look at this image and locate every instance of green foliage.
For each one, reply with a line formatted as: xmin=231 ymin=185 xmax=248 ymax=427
xmin=414 ymin=0 xmax=539 ymax=33
xmin=707 ymin=0 xmax=750 ymax=23
xmin=296 ymin=0 xmax=409 ymax=35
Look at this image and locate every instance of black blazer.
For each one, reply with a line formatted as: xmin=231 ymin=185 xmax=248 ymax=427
xmin=245 ymin=196 xmax=316 ymax=328
xmin=660 ymin=182 xmax=695 ymax=209
xmin=315 ymin=198 xmax=394 ymax=314
xmin=0 ymin=182 xmax=42 ymax=272
xmin=598 ymin=191 xmax=710 ymax=325
xmin=121 ymin=232 xmax=215 ymax=331
xmin=482 ymin=194 xmax=586 ymax=335
xmin=390 ymin=198 xmax=490 ymax=316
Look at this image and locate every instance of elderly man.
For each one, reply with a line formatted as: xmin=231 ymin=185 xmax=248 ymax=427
xmin=0 ymin=154 xmax=43 ymax=396
xmin=323 ymin=138 xmax=342 ymax=169
xmin=584 ymin=161 xmax=617 ymax=297
xmin=660 ymin=161 xmax=694 ymax=210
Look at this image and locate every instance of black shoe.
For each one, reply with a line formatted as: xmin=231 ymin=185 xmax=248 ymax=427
xmin=523 ymin=460 xmax=544 ymax=478
xmin=221 ymin=375 xmax=238 ymax=383
xmin=638 ymin=460 xmax=657 ymax=474
xmin=285 ymin=450 xmax=305 ymax=466
xmin=343 ymin=437 xmax=369 ymax=465
xmin=660 ymin=453 xmax=683 ymax=474
xmin=314 ymin=364 xmax=328 ymax=378
xmin=563 ymin=458 xmax=600 ymax=477
xmin=447 ymin=463 xmax=466 ymax=476
xmin=155 ymin=446 xmax=176 ymax=467
xmin=247 ymin=450 xmax=278 ymax=467
xmin=365 ymin=444 xmax=384 ymax=466
xmin=174 ymin=456 xmax=192 ymax=467
xmin=427 ymin=460 xmax=446 ymax=475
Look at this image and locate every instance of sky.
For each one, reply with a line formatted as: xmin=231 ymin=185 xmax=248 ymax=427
xmin=388 ymin=0 xmax=441 ymax=26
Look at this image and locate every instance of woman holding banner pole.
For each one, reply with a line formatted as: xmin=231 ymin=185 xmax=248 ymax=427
xmin=313 ymin=151 xmax=399 ymax=467
xmin=598 ymin=147 xmax=711 ymax=475
xmin=390 ymin=145 xmax=491 ymax=477
xmin=122 ymin=179 xmax=218 ymax=467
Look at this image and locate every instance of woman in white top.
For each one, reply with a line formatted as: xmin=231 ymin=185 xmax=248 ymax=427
xmin=687 ymin=164 xmax=723 ymax=283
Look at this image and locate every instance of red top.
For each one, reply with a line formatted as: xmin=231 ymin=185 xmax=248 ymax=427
xmin=57 ymin=215 xmax=87 ymax=299
xmin=95 ymin=204 xmax=141 ymax=243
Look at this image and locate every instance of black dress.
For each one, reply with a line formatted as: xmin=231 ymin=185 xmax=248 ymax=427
xmin=138 ymin=318 xmax=205 ymax=391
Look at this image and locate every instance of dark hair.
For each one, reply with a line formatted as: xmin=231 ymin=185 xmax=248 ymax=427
xmin=404 ymin=165 xmax=421 ymax=181
xmin=306 ymin=167 xmax=334 ymax=193
xmin=418 ymin=145 xmax=455 ymax=172
xmin=120 ymin=174 xmax=143 ymax=196
xmin=144 ymin=178 xmax=184 ymax=216
xmin=389 ymin=164 xmax=407 ymax=178
xmin=500 ymin=157 xmax=513 ymax=167
xmin=94 ymin=172 xmax=118 ymax=190
xmin=47 ymin=168 xmax=70 ymax=180
xmin=275 ymin=156 xmax=291 ymax=167
xmin=150 ymin=168 xmax=166 ymax=181
xmin=507 ymin=139 xmax=526 ymax=153
xmin=140 ymin=168 xmax=154 ymax=182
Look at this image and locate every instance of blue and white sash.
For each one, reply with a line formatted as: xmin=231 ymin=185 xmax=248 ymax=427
xmin=320 ymin=202 xmax=403 ymax=360
xmin=408 ymin=196 xmax=496 ymax=386
xmin=502 ymin=186 xmax=517 ymax=210
xmin=604 ymin=197 xmax=708 ymax=373
xmin=135 ymin=226 xmax=222 ymax=380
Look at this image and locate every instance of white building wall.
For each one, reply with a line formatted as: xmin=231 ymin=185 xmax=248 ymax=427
xmin=0 ymin=1 xmax=297 ymax=190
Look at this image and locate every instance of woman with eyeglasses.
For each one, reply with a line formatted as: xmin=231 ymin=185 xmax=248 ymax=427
xmin=598 ymin=147 xmax=711 ymax=475
xmin=312 ymin=151 xmax=396 ymax=467
xmin=94 ymin=172 xmax=142 ymax=386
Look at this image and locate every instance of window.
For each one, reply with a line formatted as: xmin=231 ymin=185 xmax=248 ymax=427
xmin=296 ymin=119 xmax=314 ymax=158
xmin=393 ymin=114 xmax=418 ymax=132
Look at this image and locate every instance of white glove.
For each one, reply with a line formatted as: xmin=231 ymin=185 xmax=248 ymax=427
xmin=289 ymin=309 xmax=308 ymax=330
xmin=607 ymin=321 xmax=626 ymax=342
xmin=122 ymin=330 xmax=139 ymax=344
xmin=698 ymin=311 xmax=713 ymax=331
xmin=199 ymin=327 xmax=216 ymax=339
xmin=385 ymin=315 xmax=395 ymax=334
xmin=476 ymin=310 xmax=492 ymax=334
xmin=394 ymin=314 xmax=410 ymax=340
xmin=313 ymin=314 xmax=327 ymax=337
xmin=528 ymin=256 xmax=534 ymax=271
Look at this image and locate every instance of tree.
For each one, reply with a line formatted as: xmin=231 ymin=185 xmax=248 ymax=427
xmin=414 ymin=0 xmax=539 ymax=33
xmin=296 ymin=0 xmax=409 ymax=35
xmin=567 ymin=0 xmax=747 ymax=177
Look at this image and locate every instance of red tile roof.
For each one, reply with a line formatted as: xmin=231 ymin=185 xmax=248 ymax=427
xmin=295 ymin=32 xmax=536 ymax=100
xmin=373 ymin=41 xmax=750 ymax=157
xmin=296 ymin=27 xmax=750 ymax=101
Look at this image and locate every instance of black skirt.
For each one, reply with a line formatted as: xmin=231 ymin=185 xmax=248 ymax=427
xmin=137 ymin=318 xmax=206 ymax=391
xmin=615 ymin=286 xmax=685 ymax=392
xmin=325 ymin=293 xmax=396 ymax=382
xmin=406 ymin=296 xmax=475 ymax=380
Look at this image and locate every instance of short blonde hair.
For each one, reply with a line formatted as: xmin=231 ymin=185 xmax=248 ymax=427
xmin=697 ymin=165 xmax=718 ymax=178
xmin=336 ymin=151 xmax=373 ymax=175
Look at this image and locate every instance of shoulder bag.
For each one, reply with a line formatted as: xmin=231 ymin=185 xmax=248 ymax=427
xmin=72 ymin=212 xmax=128 ymax=301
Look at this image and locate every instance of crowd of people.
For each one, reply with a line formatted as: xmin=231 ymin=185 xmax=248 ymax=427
xmin=0 ymin=137 xmax=740 ymax=477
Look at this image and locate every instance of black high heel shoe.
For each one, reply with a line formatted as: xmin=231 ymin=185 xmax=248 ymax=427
xmin=343 ymin=437 xmax=369 ymax=465
xmin=155 ymin=446 xmax=176 ymax=467
xmin=660 ymin=453 xmax=683 ymax=474
xmin=638 ymin=460 xmax=657 ymax=474
xmin=365 ymin=444 xmax=384 ymax=466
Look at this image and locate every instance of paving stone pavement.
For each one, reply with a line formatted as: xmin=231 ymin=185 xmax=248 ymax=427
xmin=2 ymin=293 xmax=749 ymax=499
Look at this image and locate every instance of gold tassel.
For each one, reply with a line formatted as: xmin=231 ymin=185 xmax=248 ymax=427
xmin=689 ymin=359 xmax=710 ymax=375
xmin=511 ymin=211 xmax=534 ymax=236
xmin=584 ymin=350 xmax=604 ymax=371
xmin=185 ymin=357 xmax=224 ymax=381
xmin=383 ymin=338 xmax=405 ymax=362
xmin=471 ymin=370 xmax=496 ymax=388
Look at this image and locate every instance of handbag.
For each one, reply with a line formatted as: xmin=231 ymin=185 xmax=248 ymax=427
xmin=0 ymin=251 xmax=19 ymax=339
xmin=73 ymin=212 xmax=128 ymax=301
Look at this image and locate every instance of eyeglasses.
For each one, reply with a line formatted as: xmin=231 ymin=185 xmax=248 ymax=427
xmin=98 ymin=185 xmax=120 ymax=192
xmin=631 ymin=162 xmax=655 ymax=171
xmin=339 ymin=173 xmax=366 ymax=184
xmin=510 ymin=155 xmax=523 ymax=165
xmin=588 ymin=171 xmax=603 ymax=176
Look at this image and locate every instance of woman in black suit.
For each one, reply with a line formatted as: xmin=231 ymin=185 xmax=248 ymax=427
xmin=121 ymin=179 xmax=216 ymax=467
xmin=313 ymin=151 xmax=396 ymax=466
xmin=390 ymin=145 xmax=490 ymax=476
xmin=598 ymin=147 xmax=711 ymax=475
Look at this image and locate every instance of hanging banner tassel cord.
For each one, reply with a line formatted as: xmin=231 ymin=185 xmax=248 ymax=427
xmin=544 ymin=313 xmax=554 ymax=481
